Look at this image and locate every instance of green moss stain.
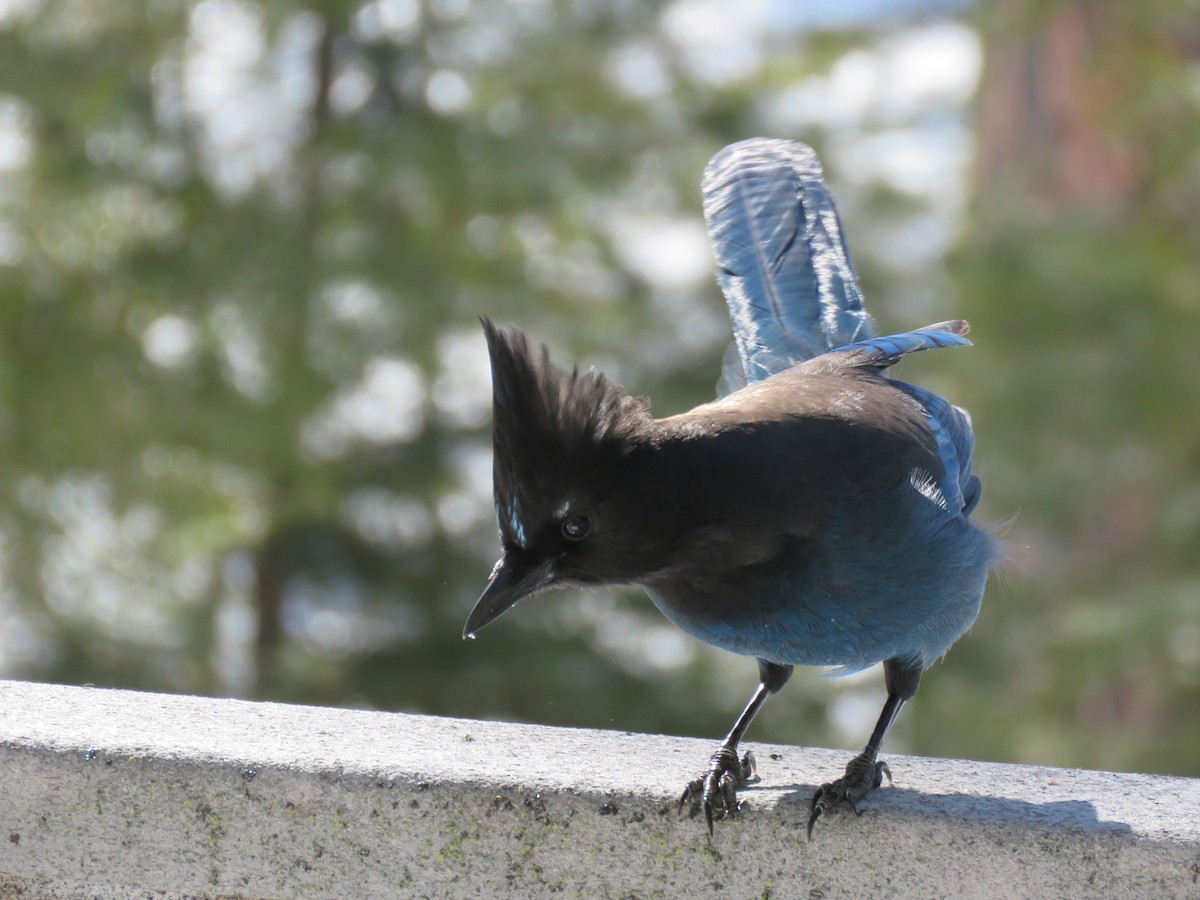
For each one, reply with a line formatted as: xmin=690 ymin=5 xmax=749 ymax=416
xmin=193 ymin=802 xmax=229 ymax=849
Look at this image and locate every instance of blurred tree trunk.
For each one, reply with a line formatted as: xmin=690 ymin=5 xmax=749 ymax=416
xmin=975 ymin=2 xmax=1144 ymax=217
xmin=251 ymin=16 xmax=335 ymax=695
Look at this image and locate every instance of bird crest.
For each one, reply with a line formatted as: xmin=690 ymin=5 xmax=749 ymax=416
xmin=481 ymin=318 xmax=649 ymax=549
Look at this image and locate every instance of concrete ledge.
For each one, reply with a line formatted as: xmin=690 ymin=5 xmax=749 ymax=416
xmin=1 ymin=680 xmax=1198 ymax=898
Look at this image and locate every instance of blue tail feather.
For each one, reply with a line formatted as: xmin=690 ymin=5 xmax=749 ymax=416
xmin=703 ymin=138 xmax=874 ymax=389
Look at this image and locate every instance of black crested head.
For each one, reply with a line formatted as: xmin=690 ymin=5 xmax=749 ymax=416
xmin=481 ymin=317 xmax=652 ymax=556
xmin=465 ymin=318 xmax=679 ymax=637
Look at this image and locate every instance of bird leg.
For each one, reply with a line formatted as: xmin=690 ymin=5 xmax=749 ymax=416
xmin=679 ymin=660 xmax=792 ymax=835
xmin=805 ymin=719 xmax=896 ymax=839
xmin=678 ymin=749 xmax=756 ymax=833
xmin=807 ymin=659 xmax=921 ymax=839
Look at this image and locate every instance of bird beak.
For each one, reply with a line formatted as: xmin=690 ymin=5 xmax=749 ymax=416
xmin=463 ymin=552 xmax=558 ymax=638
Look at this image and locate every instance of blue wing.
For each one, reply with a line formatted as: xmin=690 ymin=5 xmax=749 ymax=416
xmin=813 ymin=320 xmax=971 ymax=372
xmin=897 ymin=381 xmax=982 ymax=518
xmin=703 ymin=138 xmax=874 ymax=392
xmin=805 ymin=320 xmax=980 ymax=518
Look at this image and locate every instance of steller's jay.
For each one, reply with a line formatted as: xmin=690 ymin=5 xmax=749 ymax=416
xmin=464 ymin=138 xmax=999 ymax=838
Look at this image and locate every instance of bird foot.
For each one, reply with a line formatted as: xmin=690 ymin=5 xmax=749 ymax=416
xmin=678 ymin=747 xmax=758 ymax=835
xmin=806 ymin=752 xmax=892 ymax=840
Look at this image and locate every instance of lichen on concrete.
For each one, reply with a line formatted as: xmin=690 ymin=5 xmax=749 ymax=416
xmin=1 ymin=680 xmax=1199 ymax=898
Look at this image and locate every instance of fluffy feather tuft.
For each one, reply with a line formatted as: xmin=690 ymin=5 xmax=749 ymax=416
xmin=481 ymin=318 xmax=650 ymax=549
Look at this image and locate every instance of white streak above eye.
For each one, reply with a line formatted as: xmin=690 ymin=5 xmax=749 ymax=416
xmin=502 ymin=496 xmax=528 ymax=548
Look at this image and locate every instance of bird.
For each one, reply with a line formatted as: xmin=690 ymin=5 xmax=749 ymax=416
xmin=463 ymin=138 xmax=999 ymax=839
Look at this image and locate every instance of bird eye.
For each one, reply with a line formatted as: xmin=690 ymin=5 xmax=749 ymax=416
xmin=561 ymin=514 xmax=591 ymax=541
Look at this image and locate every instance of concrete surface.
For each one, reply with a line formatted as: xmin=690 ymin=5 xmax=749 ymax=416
xmin=0 ymin=680 xmax=1197 ymax=898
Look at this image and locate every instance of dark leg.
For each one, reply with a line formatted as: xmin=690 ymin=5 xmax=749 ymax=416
xmin=680 ymin=659 xmax=793 ymax=835
xmin=806 ymin=658 xmax=922 ymax=839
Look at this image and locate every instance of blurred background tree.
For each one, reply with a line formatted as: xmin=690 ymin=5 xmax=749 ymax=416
xmin=0 ymin=0 xmax=1196 ymax=777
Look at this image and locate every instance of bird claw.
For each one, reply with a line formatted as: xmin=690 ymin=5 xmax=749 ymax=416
xmin=678 ymin=747 xmax=757 ymax=835
xmin=806 ymin=753 xmax=892 ymax=840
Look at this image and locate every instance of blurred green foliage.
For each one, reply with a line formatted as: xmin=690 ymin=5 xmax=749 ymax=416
xmin=0 ymin=0 xmax=1197 ymax=778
